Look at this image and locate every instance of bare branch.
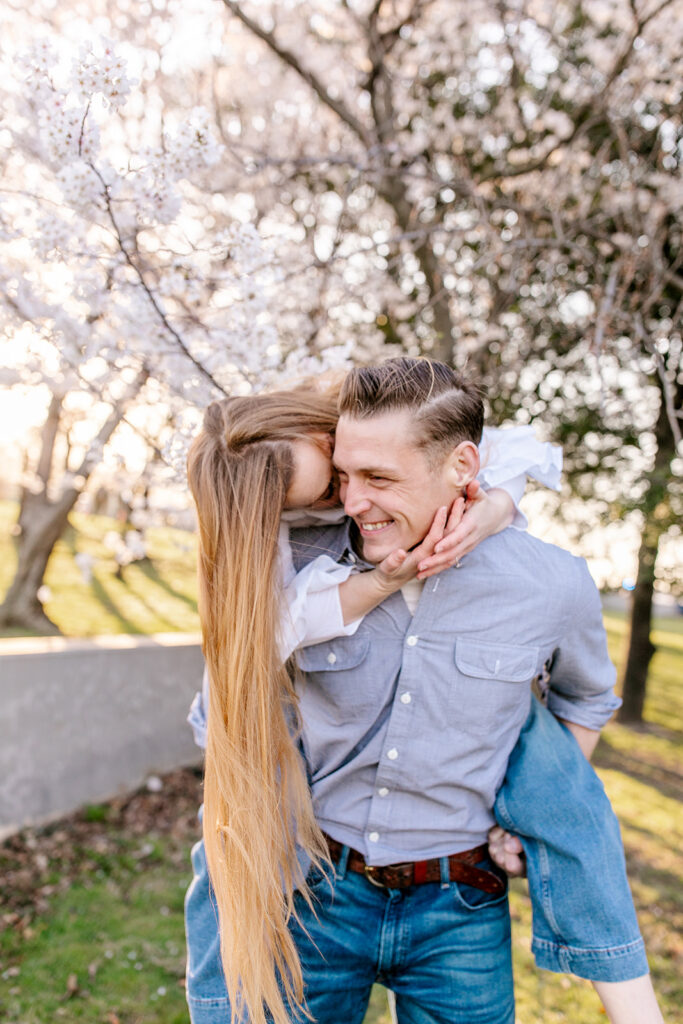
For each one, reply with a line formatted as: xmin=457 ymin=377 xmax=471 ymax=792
xmin=482 ymin=0 xmax=679 ymax=183
xmin=220 ymin=1 xmax=372 ymax=147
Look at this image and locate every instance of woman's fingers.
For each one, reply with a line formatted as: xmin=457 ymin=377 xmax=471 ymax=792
xmin=421 ymin=518 xmax=475 ymax=573
xmin=380 ymin=548 xmax=409 ymax=575
xmin=444 ymin=495 xmax=466 ymax=534
xmin=488 ymin=826 xmax=526 ymax=877
xmin=415 ymin=505 xmax=448 ymax=556
xmin=379 ymin=507 xmax=448 ymax=583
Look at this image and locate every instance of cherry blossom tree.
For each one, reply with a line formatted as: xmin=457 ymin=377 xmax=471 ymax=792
xmin=205 ymin=0 xmax=681 ymax=720
xmin=1 ymin=0 xmax=680 ymax=721
xmin=0 ymin=15 xmax=351 ymax=631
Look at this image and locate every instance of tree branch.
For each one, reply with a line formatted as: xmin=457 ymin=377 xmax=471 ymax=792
xmin=88 ymin=162 xmax=229 ymax=397
xmin=221 ymin=1 xmax=372 ymax=147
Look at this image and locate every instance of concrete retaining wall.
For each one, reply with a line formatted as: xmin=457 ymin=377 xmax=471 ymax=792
xmin=0 ymin=634 xmax=204 ymax=836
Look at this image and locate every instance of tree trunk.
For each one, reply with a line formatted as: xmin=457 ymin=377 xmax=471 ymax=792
xmin=617 ymin=376 xmax=677 ymax=723
xmin=618 ymin=532 xmax=658 ymax=723
xmin=0 ymin=491 xmax=77 ymax=633
xmin=0 ymin=368 xmax=149 ymax=633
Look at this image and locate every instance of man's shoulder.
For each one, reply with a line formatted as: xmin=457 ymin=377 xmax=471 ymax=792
xmin=472 ymin=528 xmax=591 ymax=587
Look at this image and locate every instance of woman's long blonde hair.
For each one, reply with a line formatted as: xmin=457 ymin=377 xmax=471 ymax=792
xmin=187 ymin=385 xmax=340 ymax=1024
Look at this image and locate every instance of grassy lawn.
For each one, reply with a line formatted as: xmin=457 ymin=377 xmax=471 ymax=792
xmin=0 ymin=501 xmax=199 ymax=638
xmin=1 ymin=502 xmax=681 ymax=1021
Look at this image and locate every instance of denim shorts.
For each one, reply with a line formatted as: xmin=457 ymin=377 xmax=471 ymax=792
xmin=494 ymin=696 xmax=648 ymax=981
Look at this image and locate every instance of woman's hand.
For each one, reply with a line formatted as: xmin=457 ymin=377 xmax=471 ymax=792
xmin=488 ymin=825 xmax=526 ymax=877
xmin=374 ymin=506 xmax=449 ymax=592
xmin=339 ymin=507 xmax=449 ymax=623
xmin=416 ymin=482 xmax=516 ymax=579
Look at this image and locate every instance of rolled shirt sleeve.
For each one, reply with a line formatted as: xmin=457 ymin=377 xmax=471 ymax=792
xmin=547 ymin=559 xmax=621 ymax=731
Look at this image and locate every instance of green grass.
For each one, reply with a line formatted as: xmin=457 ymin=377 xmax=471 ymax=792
xmin=0 ymin=868 xmax=189 ymax=1023
xmin=0 ymin=501 xmax=199 ymax=637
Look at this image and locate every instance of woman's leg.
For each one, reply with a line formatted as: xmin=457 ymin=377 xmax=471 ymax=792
xmin=184 ymin=830 xmax=236 ymax=1024
xmin=594 ymin=977 xmax=665 ymax=1024
xmin=493 ymin=697 xmax=663 ymax=1022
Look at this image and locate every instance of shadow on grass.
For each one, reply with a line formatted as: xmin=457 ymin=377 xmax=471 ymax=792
xmin=89 ymin=574 xmax=142 ymax=635
xmin=594 ymin=736 xmax=683 ymax=802
xmin=622 ymin=849 xmax=683 ymax=912
xmin=133 ymin=559 xmax=198 ymax=614
xmin=114 ymin=562 xmax=196 ymax=633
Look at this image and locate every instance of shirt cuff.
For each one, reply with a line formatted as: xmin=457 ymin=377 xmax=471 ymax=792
xmin=547 ymin=690 xmax=622 ymax=733
xmin=279 ymin=556 xmax=359 ymax=659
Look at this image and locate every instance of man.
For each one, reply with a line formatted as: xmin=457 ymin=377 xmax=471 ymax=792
xmin=186 ymin=357 xmax=653 ymax=1024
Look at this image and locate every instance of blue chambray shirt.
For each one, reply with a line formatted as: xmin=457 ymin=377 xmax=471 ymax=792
xmin=289 ymin=520 xmax=620 ymax=867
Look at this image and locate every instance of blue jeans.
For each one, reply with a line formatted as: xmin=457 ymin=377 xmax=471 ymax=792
xmin=494 ymin=697 xmax=648 ymax=981
xmin=185 ymin=701 xmax=649 ymax=1022
xmin=185 ymin=839 xmax=513 ymax=1024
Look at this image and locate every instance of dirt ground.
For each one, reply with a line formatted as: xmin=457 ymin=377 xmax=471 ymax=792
xmin=0 ymin=767 xmax=204 ymax=936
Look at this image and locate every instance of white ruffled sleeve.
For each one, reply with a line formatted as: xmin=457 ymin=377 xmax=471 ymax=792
xmin=187 ymin=667 xmax=210 ymax=750
xmin=278 ymin=522 xmax=361 ymax=661
xmin=478 ymin=426 xmax=563 ymax=529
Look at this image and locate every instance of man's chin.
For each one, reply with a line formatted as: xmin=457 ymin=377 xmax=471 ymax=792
xmin=358 ymin=529 xmax=410 ymax=565
xmin=357 ymin=531 xmax=392 ymax=565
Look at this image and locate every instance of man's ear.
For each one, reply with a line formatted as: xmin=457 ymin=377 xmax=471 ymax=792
xmin=444 ymin=441 xmax=480 ymax=490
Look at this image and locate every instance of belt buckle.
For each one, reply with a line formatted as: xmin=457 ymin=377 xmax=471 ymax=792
xmin=364 ymin=864 xmax=386 ymax=889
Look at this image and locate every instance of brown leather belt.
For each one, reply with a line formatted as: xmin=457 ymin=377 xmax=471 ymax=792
xmin=323 ymin=834 xmax=506 ymax=895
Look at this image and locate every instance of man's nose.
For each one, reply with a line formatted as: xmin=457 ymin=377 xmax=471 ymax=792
xmin=342 ymin=479 xmax=372 ymax=517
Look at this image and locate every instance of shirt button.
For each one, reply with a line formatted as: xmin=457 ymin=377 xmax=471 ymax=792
xmin=400 ymin=692 xmax=412 ymax=704
xmin=369 ymin=831 xmax=380 ymax=843
xmin=326 ymin=652 xmax=337 ymax=664
xmin=406 ymin=635 xmax=418 ymax=646
xmin=378 ymin=787 xmax=389 ymax=797
xmin=387 ymin=748 xmax=399 ymax=760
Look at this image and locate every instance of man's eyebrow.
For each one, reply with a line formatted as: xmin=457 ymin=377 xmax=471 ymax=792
xmin=332 ymin=461 xmax=395 ymax=476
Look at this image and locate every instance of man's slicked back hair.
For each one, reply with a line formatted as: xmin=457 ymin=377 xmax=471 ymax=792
xmin=338 ymin=357 xmax=484 ymax=462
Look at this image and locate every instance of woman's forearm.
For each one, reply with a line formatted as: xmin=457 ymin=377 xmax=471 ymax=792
xmin=338 ymin=569 xmax=401 ymax=625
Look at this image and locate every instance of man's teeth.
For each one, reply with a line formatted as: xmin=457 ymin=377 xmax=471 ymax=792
xmin=362 ymin=521 xmax=392 ymax=532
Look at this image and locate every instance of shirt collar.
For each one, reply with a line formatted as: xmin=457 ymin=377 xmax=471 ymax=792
xmin=338 ymin=518 xmax=374 ymax=570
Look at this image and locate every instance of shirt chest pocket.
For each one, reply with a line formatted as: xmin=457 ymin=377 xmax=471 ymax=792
xmin=450 ymin=638 xmax=538 ymax=734
xmin=296 ymin=636 xmax=374 ymax=713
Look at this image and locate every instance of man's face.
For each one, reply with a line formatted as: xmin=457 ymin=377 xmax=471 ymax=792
xmin=333 ymin=410 xmax=458 ymax=564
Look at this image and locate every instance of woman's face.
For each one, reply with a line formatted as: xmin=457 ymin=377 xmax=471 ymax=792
xmin=284 ymin=434 xmax=339 ymax=510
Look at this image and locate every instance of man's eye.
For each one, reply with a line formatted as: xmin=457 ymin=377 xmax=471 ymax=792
xmin=369 ymin=475 xmax=387 ymax=484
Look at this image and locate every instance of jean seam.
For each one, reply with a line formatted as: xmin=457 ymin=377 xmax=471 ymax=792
xmin=532 ymin=935 xmax=646 ymax=958
xmin=494 ymin=791 xmax=514 ymax=831
xmin=187 ymin=995 xmax=232 ymax=1007
xmin=536 ymin=838 xmax=563 ymax=938
xmin=450 ymin=881 xmax=509 ymax=912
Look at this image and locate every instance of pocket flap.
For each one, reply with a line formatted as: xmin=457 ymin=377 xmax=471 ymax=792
xmin=297 ymin=636 xmax=370 ymax=672
xmin=455 ymin=639 xmax=538 ymax=683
